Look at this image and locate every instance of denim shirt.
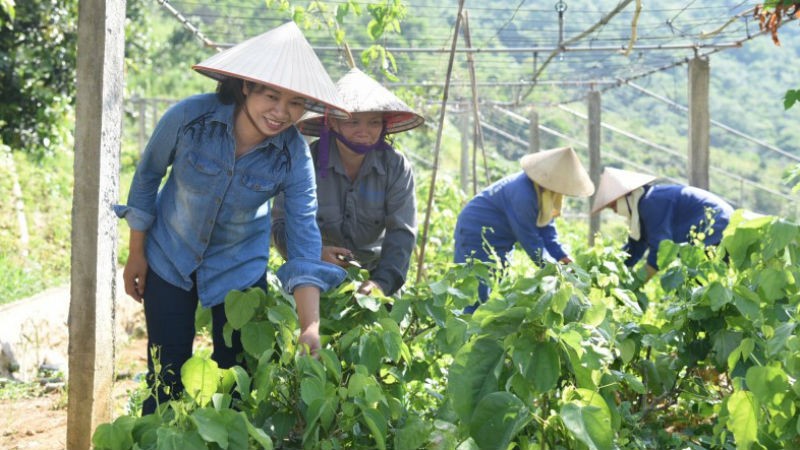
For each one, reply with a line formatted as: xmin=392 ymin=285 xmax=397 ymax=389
xmin=454 ymin=171 xmax=567 ymax=264
xmin=624 ymin=184 xmax=733 ymax=269
xmin=272 ymin=139 xmax=417 ymax=295
xmin=114 ymin=93 xmax=344 ymax=308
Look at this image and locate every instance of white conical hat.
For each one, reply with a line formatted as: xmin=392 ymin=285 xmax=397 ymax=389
xmin=193 ymin=22 xmax=349 ymax=118
xmin=519 ymin=146 xmax=595 ymax=197
xmin=591 ymin=167 xmax=657 ymax=214
xmin=297 ymin=67 xmax=424 ymax=136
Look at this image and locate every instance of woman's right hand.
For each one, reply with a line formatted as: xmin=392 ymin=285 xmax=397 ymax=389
xmin=124 ymin=230 xmax=148 ymax=302
xmin=322 ymin=245 xmax=352 ymax=268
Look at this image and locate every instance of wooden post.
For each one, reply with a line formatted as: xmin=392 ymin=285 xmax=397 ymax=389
xmin=688 ymin=57 xmax=710 ymax=189
xmin=416 ymin=0 xmax=466 ymax=283
xmin=587 ymin=90 xmax=602 ymax=246
xmin=528 ymin=108 xmax=540 ymax=153
xmin=68 ymin=0 xmax=126 ymax=448
xmin=460 ymin=109 xmax=470 ymax=192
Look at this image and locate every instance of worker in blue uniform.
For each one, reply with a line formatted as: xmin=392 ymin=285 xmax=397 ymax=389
xmin=454 ymin=146 xmax=595 ymax=313
xmin=591 ymin=167 xmax=734 ymax=279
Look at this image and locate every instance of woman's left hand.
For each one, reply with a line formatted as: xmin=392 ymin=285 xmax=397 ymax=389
xmin=357 ymin=280 xmax=383 ymax=296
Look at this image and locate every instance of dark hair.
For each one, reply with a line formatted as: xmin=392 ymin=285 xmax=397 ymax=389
xmin=216 ymin=78 xmax=273 ymax=106
xmin=216 ymin=77 xmax=245 ymax=105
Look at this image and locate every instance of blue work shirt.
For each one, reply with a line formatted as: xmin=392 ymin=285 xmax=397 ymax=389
xmin=114 ymin=93 xmax=344 ymax=308
xmin=454 ymin=171 xmax=568 ymax=265
xmin=624 ymin=184 xmax=733 ymax=269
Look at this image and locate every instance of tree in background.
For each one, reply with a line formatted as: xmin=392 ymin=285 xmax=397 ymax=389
xmin=0 ymin=0 xmax=77 ymax=158
xmin=756 ymin=0 xmax=800 ymax=109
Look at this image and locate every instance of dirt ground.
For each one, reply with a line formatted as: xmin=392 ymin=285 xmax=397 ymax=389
xmin=0 ymin=336 xmax=149 ymax=450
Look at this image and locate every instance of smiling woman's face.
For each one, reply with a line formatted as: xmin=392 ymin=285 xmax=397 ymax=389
xmin=241 ymin=83 xmax=306 ymax=138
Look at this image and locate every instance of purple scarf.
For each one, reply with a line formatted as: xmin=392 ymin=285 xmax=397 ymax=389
xmin=317 ymin=125 xmax=392 ymax=178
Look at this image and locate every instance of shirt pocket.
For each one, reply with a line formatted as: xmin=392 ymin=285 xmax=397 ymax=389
xmin=175 ymin=151 xmax=222 ymax=193
xmin=356 ymin=206 xmax=386 ymax=243
xmin=236 ymin=174 xmax=279 ymax=210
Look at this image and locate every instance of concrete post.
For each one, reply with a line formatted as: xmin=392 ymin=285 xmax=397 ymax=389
xmin=587 ymin=91 xmax=602 ymax=246
xmin=68 ymin=0 xmax=126 ymax=448
xmin=528 ymin=108 xmax=540 ymax=153
xmin=688 ymin=57 xmax=710 ymax=189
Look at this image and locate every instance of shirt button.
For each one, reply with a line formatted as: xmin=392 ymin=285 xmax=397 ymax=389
xmin=195 ymin=256 xmax=202 ymax=263
xmin=345 ymin=213 xmax=350 ymax=218
xmin=227 ymin=169 xmax=233 ymax=176
xmin=207 ymin=220 xmax=213 ymax=225
xmin=215 ymin=197 xmax=222 ymax=204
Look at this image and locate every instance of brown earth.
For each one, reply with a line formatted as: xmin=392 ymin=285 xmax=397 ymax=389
xmin=0 ymin=335 xmax=148 ymax=450
xmin=0 ymin=320 xmax=149 ymax=450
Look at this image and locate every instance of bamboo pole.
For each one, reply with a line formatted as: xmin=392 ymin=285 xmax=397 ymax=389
xmin=461 ymin=10 xmax=490 ymax=193
xmin=415 ymin=0 xmax=466 ymax=284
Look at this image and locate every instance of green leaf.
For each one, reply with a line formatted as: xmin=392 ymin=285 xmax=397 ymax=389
xmin=241 ymin=321 xmax=276 ymax=358
xmin=469 ymin=392 xmax=531 ymax=450
xmin=746 ymin=365 xmax=790 ymax=407
xmin=358 ymin=332 xmax=383 ymax=373
xmin=379 ymin=318 xmax=407 ymax=363
xmin=448 ymin=337 xmax=504 ymax=422
xmin=394 ymin=416 xmax=432 ymax=450
xmin=706 ymin=281 xmax=733 ymax=311
xmin=526 ymin=341 xmax=560 ymax=393
xmin=757 ymin=268 xmax=788 ymax=302
xmin=360 ymin=406 xmax=388 ymax=450
xmin=267 ymin=303 xmax=298 ymax=329
xmin=229 ymin=365 xmax=251 ymax=398
xmin=218 ymin=409 xmax=249 ymax=450
xmin=560 ymin=402 xmax=614 ymax=450
xmin=155 ymin=427 xmax=207 ymax=450
xmin=301 ymin=377 xmax=325 ymax=406
xmin=656 ymin=240 xmax=681 ymax=270
xmin=181 ymin=355 xmax=220 ymax=407
xmin=91 ymin=415 xmax=136 ymax=450
xmin=242 ymin=412 xmax=274 ymax=449
xmin=225 ymin=288 xmax=263 ymax=329
xmin=726 ymin=390 xmax=759 ymax=449
xmin=191 ymin=408 xmax=229 ymax=448
xmin=763 ymin=219 xmax=799 ymax=258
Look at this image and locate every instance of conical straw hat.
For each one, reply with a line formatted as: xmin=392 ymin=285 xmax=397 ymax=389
xmin=519 ymin=147 xmax=595 ymax=197
xmin=590 ymin=167 xmax=657 ymax=214
xmin=193 ymin=22 xmax=349 ymax=118
xmin=297 ymin=67 xmax=424 ymax=136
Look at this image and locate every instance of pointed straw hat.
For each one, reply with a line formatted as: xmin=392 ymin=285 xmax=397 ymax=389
xmin=519 ymin=146 xmax=595 ymax=197
xmin=590 ymin=167 xmax=657 ymax=214
xmin=192 ymin=22 xmax=349 ymax=118
xmin=296 ymin=67 xmax=424 ymax=137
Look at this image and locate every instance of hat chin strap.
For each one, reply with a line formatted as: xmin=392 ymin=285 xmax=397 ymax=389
xmin=317 ymin=126 xmax=391 ymax=177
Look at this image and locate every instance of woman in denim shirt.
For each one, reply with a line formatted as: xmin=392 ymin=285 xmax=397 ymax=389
xmin=114 ymin=23 xmax=348 ymax=414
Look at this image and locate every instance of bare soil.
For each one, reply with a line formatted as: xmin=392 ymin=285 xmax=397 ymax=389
xmin=0 ymin=336 xmax=149 ymax=450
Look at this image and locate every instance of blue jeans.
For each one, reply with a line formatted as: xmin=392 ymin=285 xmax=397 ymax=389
xmin=140 ymin=269 xmax=267 ymax=415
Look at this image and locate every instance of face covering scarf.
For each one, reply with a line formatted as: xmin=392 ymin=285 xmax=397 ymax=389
xmin=535 ymin=183 xmax=563 ymax=227
xmin=615 ymin=186 xmax=645 ymax=241
xmin=317 ymin=121 xmax=391 ymax=178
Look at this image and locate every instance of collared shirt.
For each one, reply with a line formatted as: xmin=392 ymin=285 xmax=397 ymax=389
xmin=114 ymin=93 xmax=344 ymax=308
xmin=454 ymin=171 xmax=568 ymax=265
xmin=624 ymin=184 xmax=734 ymax=269
xmin=272 ymin=139 xmax=417 ymax=295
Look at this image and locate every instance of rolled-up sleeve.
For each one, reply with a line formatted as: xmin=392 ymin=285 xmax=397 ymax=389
xmin=113 ymin=102 xmax=182 ymax=231
xmin=370 ymin=158 xmax=416 ymax=295
xmin=276 ymin=257 xmax=346 ymax=293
